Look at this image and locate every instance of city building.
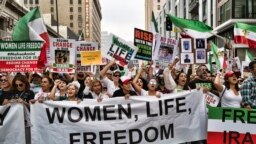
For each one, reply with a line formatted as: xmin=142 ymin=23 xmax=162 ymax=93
xmin=20 ymin=0 xmax=102 ymax=43
xmin=145 ymin=0 xmax=166 ymax=31
xmin=155 ymin=0 xmax=256 ymax=60
xmin=0 ymin=0 xmax=59 ymax=40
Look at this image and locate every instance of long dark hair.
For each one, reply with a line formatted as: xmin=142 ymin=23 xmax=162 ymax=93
xmin=224 ymin=79 xmax=239 ymax=91
xmin=12 ymin=75 xmax=30 ymax=91
xmin=174 ymin=72 xmax=189 ymax=90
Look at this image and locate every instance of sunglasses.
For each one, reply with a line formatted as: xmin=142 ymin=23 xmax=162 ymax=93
xmin=15 ymin=83 xmax=24 ymax=87
xmin=149 ymin=81 xmax=157 ymax=85
xmin=0 ymin=79 xmax=8 ymax=83
xmin=113 ymin=75 xmax=121 ymax=77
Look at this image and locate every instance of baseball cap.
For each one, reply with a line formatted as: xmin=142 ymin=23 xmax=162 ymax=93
xmin=120 ymin=76 xmax=131 ymax=84
xmin=224 ymin=71 xmax=239 ymax=79
xmin=113 ymin=69 xmax=121 ymax=75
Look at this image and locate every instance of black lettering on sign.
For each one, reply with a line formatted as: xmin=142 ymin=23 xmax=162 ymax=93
xmin=144 ymin=127 xmax=158 ymax=142
xmin=68 ymin=107 xmax=83 ymax=123
xmin=114 ymin=130 xmax=126 ymax=144
xmin=46 ymin=107 xmax=65 ymax=124
xmin=223 ymin=131 xmax=254 ymax=144
xmin=83 ymin=132 xmax=96 ymax=144
xmin=99 ymin=131 xmax=111 ymax=144
xmin=176 ymin=97 xmax=187 ymax=113
xmin=129 ymin=129 xmax=142 ymax=144
xmin=84 ymin=106 xmax=101 ymax=121
xmin=0 ymin=106 xmax=10 ymax=126
xmin=70 ymin=133 xmax=80 ymax=144
xmin=118 ymin=104 xmax=131 ymax=119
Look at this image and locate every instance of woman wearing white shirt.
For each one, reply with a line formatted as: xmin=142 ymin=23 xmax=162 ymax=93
xmin=133 ymin=68 xmax=162 ymax=98
xmin=214 ymin=71 xmax=242 ymax=108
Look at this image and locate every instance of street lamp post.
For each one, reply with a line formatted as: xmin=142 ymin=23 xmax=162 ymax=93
xmin=55 ymin=0 xmax=59 ymax=37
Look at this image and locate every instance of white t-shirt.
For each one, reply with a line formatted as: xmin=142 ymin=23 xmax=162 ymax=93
xmin=101 ymin=77 xmax=119 ymax=96
xmin=141 ymin=89 xmax=163 ymax=97
xmin=220 ymin=85 xmax=242 ymax=108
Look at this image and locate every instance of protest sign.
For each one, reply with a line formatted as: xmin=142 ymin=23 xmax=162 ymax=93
xmin=204 ymin=92 xmax=220 ymax=107
xmin=0 ymin=104 xmax=25 ymax=144
xmin=80 ymin=51 xmax=102 ymax=65
xmin=134 ymin=28 xmax=153 ymax=61
xmin=208 ymin=107 xmax=256 ymax=143
xmin=76 ymin=41 xmax=99 ymax=72
xmin=50 ymin=38 xmax=76 ymax=73
xmin=153 ymin=36 xmax=178 ymax=69
xmin=0 ymin=41 xmax=42 ymax=72
xmin=31 ymin=90 xmax=207 ymax=144
xmin=102 ymin=34 xmax=138 ymax=67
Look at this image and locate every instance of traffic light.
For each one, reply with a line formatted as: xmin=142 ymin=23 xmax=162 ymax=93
xmin=166 ymin=16 xmax=172 ymax=31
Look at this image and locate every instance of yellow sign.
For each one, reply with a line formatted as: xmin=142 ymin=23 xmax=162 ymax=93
xmin=80 ymin=51 xmax=102 ymax=66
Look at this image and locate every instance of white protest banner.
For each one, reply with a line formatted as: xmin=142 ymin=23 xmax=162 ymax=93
xmin=204 ymin=92 xmax=220 ymax=107
xmin=0 ymin=41 xmax=42 ymax=72
xmin=153 ymin=36 xmax=178 ymax=69
xmin=50 ymin=38 xmax=76 ymax=73
xmin=208 ymin=107 xmax=256 ymax=143
xmin=102 ymin=34 xmax=138 ymax=67
xmin=76 ymin=41 xmax=98 ymax=72
xmin=0 ymin=104 xmax=25 ymax=144
xmin=31 ymin=90 xmax=207 ymax=144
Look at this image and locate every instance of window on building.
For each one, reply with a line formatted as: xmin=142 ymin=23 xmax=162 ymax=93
xmin=158 ymin=5 xmax=160 ymax=10
xmin=219 ymin=0 xmax=231 ymax=24
xmin=24 ymin=0 xmax=27 ymax=4
xmin=70 ymin=7 xmax=73 ymax=12
xmin=70 ymin=0 xmax=73 ymax=4
xmin=35 ymin=0 xmax=39 ymax=4
xmin=158 ymin=0 xmax=160 ymax=2
xmin=70 ymin=23 xmax=73 ymax=27
xmin=78 ymin=0 xmax=82 ymax=4
xmin=78 ymin=30 xmax=82 ymax=35
xmin=78 ymin=7 xmax=82 ymax=13
xmin=29 ymin=0 xmax=33 ymax=4
xmin=233 ymin=0 xmax=256 ymax=18
xmin=50 ymin=0 xmax=54 ymax=4
xmin=70 ymin=15 xmax=73 ymax=20
xmin=50 ymin=7 xmax=54 ymax=12
xmin=30 ymin=7 xmax=34 ymax=10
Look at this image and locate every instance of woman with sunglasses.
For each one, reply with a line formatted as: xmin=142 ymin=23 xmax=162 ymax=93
xmin=7 ymin=75 xmax=35 ymax=105
xmin=133 ymin=68 xmax=162 ymax=97
xmin=100 ymin=60 xmax=121 ymax=97
xmin=0 ymin=74 xmax=14 ymax=105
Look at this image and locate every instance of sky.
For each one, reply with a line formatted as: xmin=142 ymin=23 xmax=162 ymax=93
xmin=100 ymin=0 xmax=145 ymax=42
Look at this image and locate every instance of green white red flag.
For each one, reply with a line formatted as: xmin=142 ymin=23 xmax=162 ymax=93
xmin=234 ymin=22 xmax=256 ymax=49
xmin=12 ymin=7 xmax=49 ymax=68
xmin=167 ymin=15 xmax=213 ymax=38
xmin=245 ymin=49 xmax=254 ymax=62
xmin=208 ymin=107 xmax=256 ymax=144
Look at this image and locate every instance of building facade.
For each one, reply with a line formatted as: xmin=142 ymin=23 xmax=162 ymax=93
xmin=145 ymin=0 xmax=166 ymax=31
xmin=21 ymin=0 xmax=102 ymax=43
xmin=0 ymin=0 xmax=59 ymax=40
xmin=155 ymin=0 xmax=256 ymax=60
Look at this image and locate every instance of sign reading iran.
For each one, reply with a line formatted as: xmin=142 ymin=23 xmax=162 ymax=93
xmin=0 ymin=104 xmax=25 ymax=144
xmin=103 ymin=34 xmax=138 ymax=67
xmin=50 ymin=38 xmax=76 ymax=73
xmin=208 ymin=107 xmax=256 ymax=143
xmin=0 ymin=41 xmax=42 ymax=72
xmin=31 ymin=90 xmax=206 ymax=144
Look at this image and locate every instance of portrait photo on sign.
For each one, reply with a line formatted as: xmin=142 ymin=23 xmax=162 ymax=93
xmin=181 ymin=38 xmax=192 ymax=52
xmin=180 ymin=53 xmax=194 ymax=64
xmin=194 ymin=38 xmax=207 ymax=49
xmin=55 ymin=50 xmax=69 ymax=64
xmin=195 ymin=49 xmax=206 ymax=64
xmin=158 ymin=45 xmax=174 ymax=63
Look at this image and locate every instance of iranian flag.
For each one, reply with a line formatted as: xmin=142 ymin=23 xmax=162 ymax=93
xmin=167 ymin=14 xmax=213 ymax=38
xmin=150 ymin=11 xmax=159 ymax=34
xmin=12 ymin=7 xmax=49 ymax=68
xmin=210 ymin=42 xmax=221 ymax=70
xmin=245 ymin=49 xmax=254 ymax=62
xmin=234 ymin=22 xmax=256 ymax=49
xmin=208 ymin=107 xmax=256 ymax=144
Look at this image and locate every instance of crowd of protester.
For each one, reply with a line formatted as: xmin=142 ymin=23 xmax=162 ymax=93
xmin=0 ymin=58 xmax=256 ymax=144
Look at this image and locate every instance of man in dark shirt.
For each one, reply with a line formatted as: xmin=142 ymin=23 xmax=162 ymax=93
xmin=189 ymin=65 xmax=219 ymax=95
xmin=112 ymin=76 xmax=137 ymax=98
